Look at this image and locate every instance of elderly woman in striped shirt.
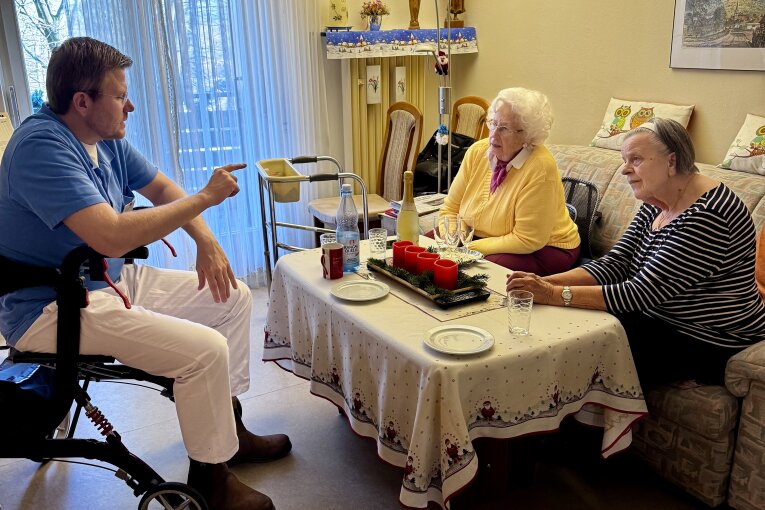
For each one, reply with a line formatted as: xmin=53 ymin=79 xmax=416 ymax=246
xmin=507 ymin=118 xmax=765 ymax=385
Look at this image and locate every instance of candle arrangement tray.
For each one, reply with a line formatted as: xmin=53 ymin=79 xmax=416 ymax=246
xmin=367 ymin=259 xmax=490 ymax=309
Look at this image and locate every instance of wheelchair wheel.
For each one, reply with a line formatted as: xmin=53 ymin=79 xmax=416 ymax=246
xmin=138 ymin=482 xmax=208 ymax=510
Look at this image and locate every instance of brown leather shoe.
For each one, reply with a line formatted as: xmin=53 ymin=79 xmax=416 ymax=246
xmin=188 ymin=460 xmax=275 ymax=510
xmin=228 ymin=417 xmax=292 ymax=466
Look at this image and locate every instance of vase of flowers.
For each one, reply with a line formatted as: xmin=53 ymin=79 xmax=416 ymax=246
xmin=360 ymin=0 xmax=389 ymax=31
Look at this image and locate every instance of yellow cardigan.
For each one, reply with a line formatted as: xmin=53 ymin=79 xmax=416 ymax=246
xmin=440 ymin=139 xmax=580 ymax=255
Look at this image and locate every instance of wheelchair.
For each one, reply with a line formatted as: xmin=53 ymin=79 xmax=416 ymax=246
xmin=0 ymin=245 xmax=209 ymax=509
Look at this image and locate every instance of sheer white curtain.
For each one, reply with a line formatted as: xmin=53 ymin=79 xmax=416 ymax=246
xmin=75 ymin=0 xmax=333 ymax=286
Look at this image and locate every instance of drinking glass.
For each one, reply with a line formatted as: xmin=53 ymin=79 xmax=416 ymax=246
xmin=432 ymin=215 xmax=446 ymax=251
xmin=444 ymin=216 xmax=460 ymax=251
xmin=458 ymin=215 xmax=475 ymax=248
xmin=507 ymin=290 xmax=533 ymax=335
xmin=368 ymin=228 xmax=388 ymax=260
xmin=434 ymin=215 xmax=460 ymax=252
xmin=320 ymin=232 xmax=337 ymax=246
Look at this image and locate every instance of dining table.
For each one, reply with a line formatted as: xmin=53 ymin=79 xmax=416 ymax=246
xmin=263 ymin=237 xmax=648 ymax=509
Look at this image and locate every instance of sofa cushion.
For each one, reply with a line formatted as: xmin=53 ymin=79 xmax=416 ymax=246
xmin=589 ymin=97 xmax=694 ymax=151
xmin=726 ymin=342 xmax=765 ymax=398
xmin=698 ymin=163 xmax=765 ymax=214
xmin=632 ymin=414 xmax=734 ymax=507
xmin=728 ymin=380 xmax=765 ymax=510
xmin=547 ymin=143 xmax=623 ymax=192
xmin=644 ymin=384 xmax=739 ymax=441
xmin=719 ymin=113 xmax=765 ymax=175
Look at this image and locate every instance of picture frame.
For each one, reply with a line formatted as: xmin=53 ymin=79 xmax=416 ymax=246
xmin=366 ymin=64 xmax=381 ymax=104
xmin=670 ymin=0 xmax=765 ymax=71
xmin=394 ymin=66 xmax=406 ymax=102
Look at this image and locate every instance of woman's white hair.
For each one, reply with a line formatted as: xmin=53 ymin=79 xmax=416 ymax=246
xmin=488 ymin=87 xmax=553 ymax=146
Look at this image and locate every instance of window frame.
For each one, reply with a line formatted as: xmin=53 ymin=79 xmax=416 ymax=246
xmin=0 ymin=0 xmax=32 ymax=126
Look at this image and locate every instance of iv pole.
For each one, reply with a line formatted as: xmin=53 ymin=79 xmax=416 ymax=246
xmin=415 ymin=1 xmax=453 ymax=194
xmin=435 ymin=0 xmax=454 ymax=193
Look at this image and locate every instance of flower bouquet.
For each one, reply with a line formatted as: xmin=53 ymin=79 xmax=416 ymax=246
xmin=360 ymin=0 xmax=390 ymax=30
xmin=360 ymin=0 xmax=390 ymax=17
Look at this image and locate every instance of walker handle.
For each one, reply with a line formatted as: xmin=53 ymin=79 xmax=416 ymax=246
xmin=290 ymin=156 xmax=318 ymax=164
xmin=309 ymin=173 xmax=340 ymax=182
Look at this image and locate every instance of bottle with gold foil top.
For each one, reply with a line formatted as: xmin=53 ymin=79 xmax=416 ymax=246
xmin=396 ymin=171 xmax=419 ymax=244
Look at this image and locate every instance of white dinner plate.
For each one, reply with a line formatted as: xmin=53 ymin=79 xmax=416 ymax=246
xmin=423 ymin=325 xmax=494 ymax=355
xmin=330 ymin=280 xmax=390 ymax=302
xmin=438 ymin=248 xmax=484 ymax=265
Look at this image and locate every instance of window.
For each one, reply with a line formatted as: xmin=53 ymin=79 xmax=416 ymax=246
xmin=0 ymin=0 xmax=331 ymax=284
xmin=8 ymin=0 xmax=83 ymax=113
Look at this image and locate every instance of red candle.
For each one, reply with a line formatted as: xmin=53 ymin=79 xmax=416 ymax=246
xmin=392 ymin=241 xmax=413 ymax=268
xmin=433 ymin=259 xmax=458 ymax=290
xmin=416 ymin=252 xmax=440 ymax=275
xmin=404 ymin=246 xmax=427 ymax=273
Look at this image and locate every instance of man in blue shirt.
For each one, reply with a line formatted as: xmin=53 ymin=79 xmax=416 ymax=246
xmin=0 ymin=37 xmax=287 ymax=510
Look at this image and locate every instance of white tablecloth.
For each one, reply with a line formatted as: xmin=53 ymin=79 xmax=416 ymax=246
xmin=264 ymin=240 xmax=647 ymax=509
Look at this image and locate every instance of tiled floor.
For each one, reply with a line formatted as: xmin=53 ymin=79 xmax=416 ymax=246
xmin=0 ymin=288 xmax=714 ymax=510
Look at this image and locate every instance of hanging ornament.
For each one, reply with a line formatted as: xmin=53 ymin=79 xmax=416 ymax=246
xmin=434 ymin=50 xmax=449 ymax=75
xmin=435 ymin=124 xmax=449 ymax=145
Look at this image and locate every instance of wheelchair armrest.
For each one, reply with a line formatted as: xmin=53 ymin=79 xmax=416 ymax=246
xmin=7 ymin=347 xmax=115 ymax=365
xmin=122 ymin=246 xmax=149 ymax=260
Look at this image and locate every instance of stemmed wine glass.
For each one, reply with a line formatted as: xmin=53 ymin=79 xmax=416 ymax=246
xmin=432 ymin=214 xmax=446 ymax=251
xmin=458 ymin=215 xmax=475 ymax=249
xmin=437 ymin=215 xmax=460 ymax=253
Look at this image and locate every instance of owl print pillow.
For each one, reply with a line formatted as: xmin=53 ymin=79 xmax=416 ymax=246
xmin=719 ymin=114 xmax=765 ymax=176
xmin=590 ymin=97 xmax=694 ymax=151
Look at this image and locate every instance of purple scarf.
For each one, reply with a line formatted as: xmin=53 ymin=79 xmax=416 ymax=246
xmin=490 ymin=160 xmax=509 ymax=194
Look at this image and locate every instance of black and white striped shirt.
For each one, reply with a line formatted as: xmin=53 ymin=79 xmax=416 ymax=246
xmin=584 ymin=183 xmax=765 ymax=348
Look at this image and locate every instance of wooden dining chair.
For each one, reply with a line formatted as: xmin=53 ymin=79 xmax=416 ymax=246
xmin=308 ymin=101 xmax=423 ymax=239
xmin=452 ymin=95 xmax=490 ymax=140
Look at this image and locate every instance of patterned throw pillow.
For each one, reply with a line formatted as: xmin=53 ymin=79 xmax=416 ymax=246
xmin=719 ymin=113 xmax=765 ymax=176
xmin=590 ymin=97 xmax=694 ymax=151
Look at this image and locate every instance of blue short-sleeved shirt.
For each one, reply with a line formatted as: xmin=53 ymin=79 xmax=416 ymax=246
xmin=0 ymin=104 xmax=158 ymax=345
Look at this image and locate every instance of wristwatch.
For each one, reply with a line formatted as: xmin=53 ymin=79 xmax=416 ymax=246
xmin=561 ymin=286 xmax=572 ymax=307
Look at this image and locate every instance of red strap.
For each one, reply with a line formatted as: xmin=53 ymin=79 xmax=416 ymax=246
xmin=161 ymin=238 xmax=177 ymax=257
xmin=102 ymin=259 xmax=131 ymax=309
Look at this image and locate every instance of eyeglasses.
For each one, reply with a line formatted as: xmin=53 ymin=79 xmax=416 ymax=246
xmin=486 ymin=118 xmax=524 ymax=136
xmin=88 ymin=90 xmax=129 ymax=105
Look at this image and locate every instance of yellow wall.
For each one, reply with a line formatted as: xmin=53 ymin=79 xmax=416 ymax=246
xmin=324 ymin=1 xmax=764 ymax=164
xmin=448 ymin=0 xmax=765 ymax=164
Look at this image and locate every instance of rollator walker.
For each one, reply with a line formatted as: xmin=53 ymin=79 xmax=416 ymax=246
xmin=0 ymin=246 xmax=210 ymax=509
xmin=256 ymin=156 xmax=370 ymax=286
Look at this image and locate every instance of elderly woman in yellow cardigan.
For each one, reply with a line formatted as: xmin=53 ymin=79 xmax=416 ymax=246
xmin=438 ymin=87 xmax=580 ymax=274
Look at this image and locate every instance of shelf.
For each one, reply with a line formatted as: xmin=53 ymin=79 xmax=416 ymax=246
xmin=325 ymin=27 xmax=478 ymax=60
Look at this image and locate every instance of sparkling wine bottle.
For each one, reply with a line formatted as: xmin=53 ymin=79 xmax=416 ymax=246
xmin=396 ymin=171 xmax=419 ymax=244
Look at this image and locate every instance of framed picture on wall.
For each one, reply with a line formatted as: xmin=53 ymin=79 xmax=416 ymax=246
xmin=670 ymin=0 xmax=765 ymax=71
xmin=366 ymin=64 xmax=382 ymax=104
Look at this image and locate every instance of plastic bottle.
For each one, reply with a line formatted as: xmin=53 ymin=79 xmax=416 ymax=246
xmin=336 ymin=183 xmax=360 ymax=272
xmin=396 ymin=170 xmax=419 ymax=244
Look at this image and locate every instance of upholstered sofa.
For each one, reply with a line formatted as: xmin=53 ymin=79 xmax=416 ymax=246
xmin=547 ymin=144 xmax=765 ymax=510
